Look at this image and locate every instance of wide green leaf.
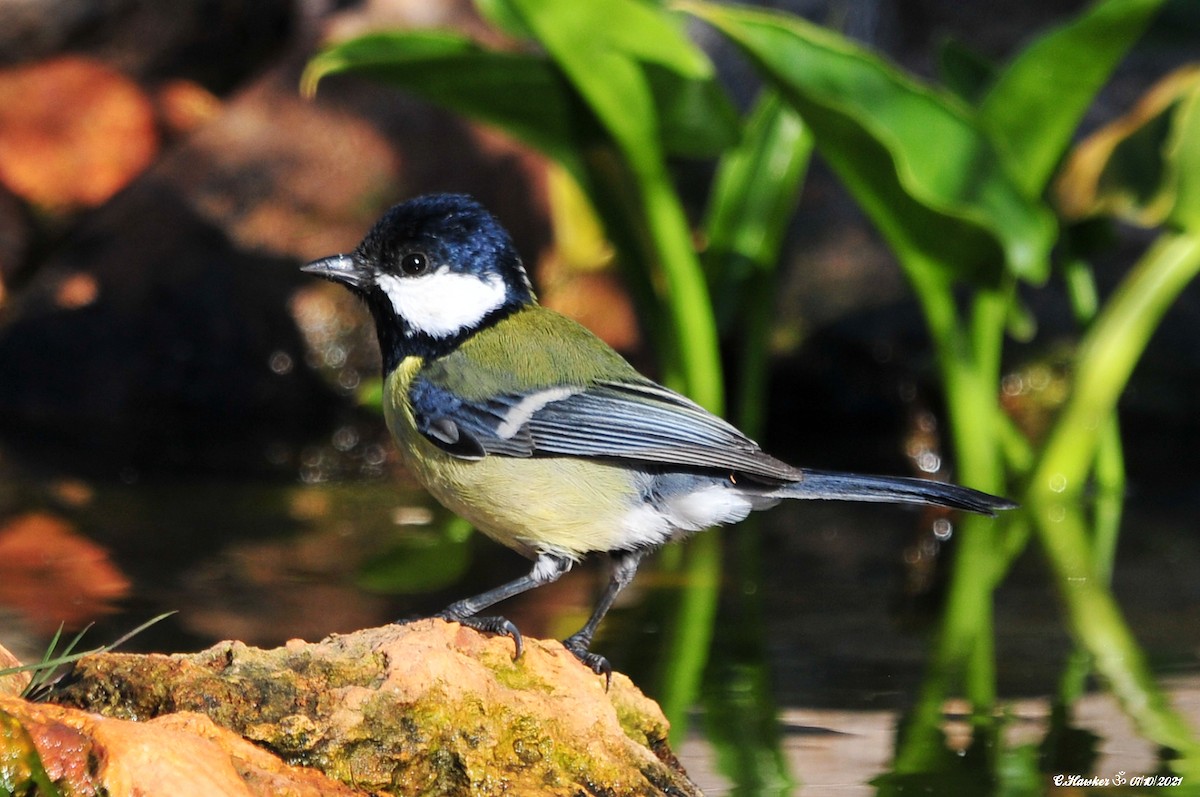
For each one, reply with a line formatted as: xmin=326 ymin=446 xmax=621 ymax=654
xmin=705 ymin=91 xmax=811 ymax=280
xmin=479 ymin=0 xmax=737 ymax=157
xmin=645 ymin=62 xmax=740 ymax=157
xmin=679 ymin=1 xmax=1056 ymax=285
xmin=493 ymin=0 xmax=713 ymax=79
xmin=302 ymin=30 xmax=595 ymax=178
xmin=979 ymin=0 xmax=1166 ymax=197
xmin=302 ymin=24 xmax=736 ymax=164
xmin=500 ymin=0 xmax=668 ymax=177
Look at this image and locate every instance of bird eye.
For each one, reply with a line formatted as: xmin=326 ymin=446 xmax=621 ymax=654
xmin=400 ymin=252 xmax=428 ymax=276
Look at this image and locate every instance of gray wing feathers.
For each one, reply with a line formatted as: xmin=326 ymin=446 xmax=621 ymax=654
xmin=412 ymin=376 xmax=801 ymax=482
xmin=528 ymin=382 xmax=800 ymax=480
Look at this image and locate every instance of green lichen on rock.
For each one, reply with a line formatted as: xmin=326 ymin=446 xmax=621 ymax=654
xmin=51 ymin=620 xmax=700 ymax=796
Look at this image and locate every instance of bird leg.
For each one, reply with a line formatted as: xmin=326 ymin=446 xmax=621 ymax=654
xmin=432 ymin=552 xmax=573 ymax=660
xmin=562 ymin=549 xmax=646 ymax=686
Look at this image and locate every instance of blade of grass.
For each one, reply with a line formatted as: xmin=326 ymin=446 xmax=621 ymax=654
xmin=0 ymin=613 xmax=178 ymax=701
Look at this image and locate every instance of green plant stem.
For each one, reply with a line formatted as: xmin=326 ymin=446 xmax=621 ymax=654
xmin=1027 ymin=231 xmax=1200 ymax=772
xmin=894 ymin=266 xmax=1013 ymax=770
xmin=1055 ymin=415 xmax=1126 ymax=709
xmin=1089 ymin=416 xmax=1126 ymax=583
xmin=1033 ymin=232 xmax=1200 ymax=495
xmin=626 ymin=174 xmax=725 ymax=741
xmin=639 ymin=175 xmax=726 ymax=412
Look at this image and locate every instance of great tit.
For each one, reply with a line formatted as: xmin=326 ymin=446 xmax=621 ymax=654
xmin=303 ymin=193 xmax=1015 ymax=678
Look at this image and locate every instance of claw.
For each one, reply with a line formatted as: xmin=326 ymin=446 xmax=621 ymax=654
xmin=562 ymin=637 xmax=612 ymax=691
xmin=436 ymin=613 xmax=524 ymax=660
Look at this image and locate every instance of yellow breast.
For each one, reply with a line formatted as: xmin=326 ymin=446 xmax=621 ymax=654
xmin=383 ymin=357 xmax=642 ymax=560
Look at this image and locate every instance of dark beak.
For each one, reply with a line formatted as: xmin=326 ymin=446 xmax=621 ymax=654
xmin=301 ymin=254 xmax=372 ymax=290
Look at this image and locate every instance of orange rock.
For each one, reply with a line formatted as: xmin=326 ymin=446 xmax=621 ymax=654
xmin=0 ymin=694 xmax=368 ymax=796
xmin=0 ymin=642 xmax=31 ymax=696
xmin=54 ymin=620 xmax=699 ymax=796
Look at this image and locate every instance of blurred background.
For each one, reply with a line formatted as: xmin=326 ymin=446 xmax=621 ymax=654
xmin=0 ymin=0 xmax=1198 ymax=794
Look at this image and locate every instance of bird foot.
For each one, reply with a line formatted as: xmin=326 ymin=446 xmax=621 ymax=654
xmin=562 ymin=634 xmax=612 ymax=690
xmin=434 ymin=612 xmax=524 ymax=660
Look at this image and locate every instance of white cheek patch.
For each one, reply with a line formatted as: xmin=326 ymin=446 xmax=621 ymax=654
xmin=376 ymin=270 xmax=508 ymax=338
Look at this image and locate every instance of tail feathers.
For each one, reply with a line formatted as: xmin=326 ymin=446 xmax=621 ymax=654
xmin=769 ymin=469 xmax=1017 ymax=516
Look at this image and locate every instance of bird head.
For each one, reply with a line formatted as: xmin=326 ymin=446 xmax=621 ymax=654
xmin=303 ymin=193 xmax=535 ymax=367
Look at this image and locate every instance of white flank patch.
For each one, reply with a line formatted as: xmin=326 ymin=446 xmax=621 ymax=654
xmin=495 ymin=386 xmax=581 ymax=439
xmin=621 ymin=484 xmax=758 ymax=548
xmin=619 ymin=504 xmax=675 ymax=549
xmin=665 ymin=485 xmax=754 ymax=532
xmin=376 ymin=269 xmax=508 ymax=338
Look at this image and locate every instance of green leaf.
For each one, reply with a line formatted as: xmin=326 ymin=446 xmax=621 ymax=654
xmin=301 ymin=22 xmax=735 ymax=170
xmin=703 ymin=90 xmax=811 ymax=323
xmin=302 ymin=31 xmax=595 ymax=178
xmin=495 ymin=0 xmax=712 ymax=79
xmin=645 ymin=62 xmax=740 ymax=157
xmin=496 ymin=0 xmax=735 ymax=167
xmin=500 ymin=0 xmax=664 ymax=178
xmin=979 ymin=0 xmax=1166 ymax=196
xmin=680 ymin=1 xmax=1056 ymax=285
xmin=703 ymin=90 xmax=812 ymax=435
xmin=704 ymin=90 xmax=811 ymax=279
xmin=936 ymin=38 xmax=997 ymax=105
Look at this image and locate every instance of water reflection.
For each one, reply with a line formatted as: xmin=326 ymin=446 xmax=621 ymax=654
xmin=0 ymin=468 xmax=1197 ymax=794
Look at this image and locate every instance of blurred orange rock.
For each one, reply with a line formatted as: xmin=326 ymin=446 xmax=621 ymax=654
xmin=0 ymin=56 xmax=158 ymax=210
xmin=156 ymin=78 xmax=223 ymax=137
xmin=0 ymin=512 xmax=130 ymax=632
